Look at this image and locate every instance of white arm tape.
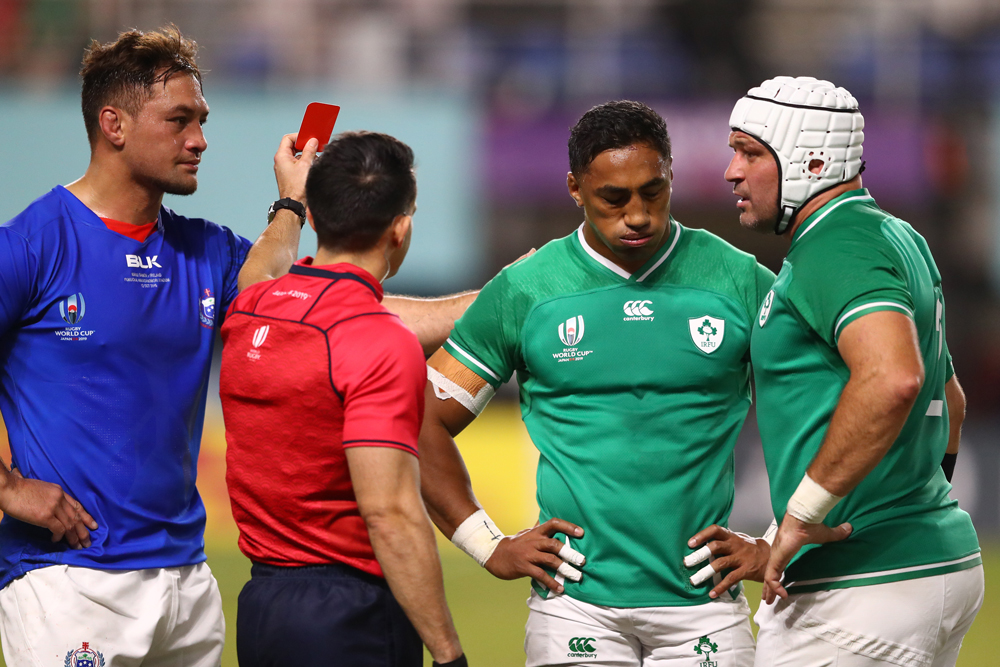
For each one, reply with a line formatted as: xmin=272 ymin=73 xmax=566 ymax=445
xmin=786 ymin=474 xmax=843 ymax=524
xmin=762 ymin=519 xmax=778 ymax=546
xmin=428 ymin=366 xmax=495 ymax=417
xmin=451 ymin=509 xmax=505 ymax=567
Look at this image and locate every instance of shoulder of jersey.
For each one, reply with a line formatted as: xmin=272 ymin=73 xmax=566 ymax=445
xmin=677 ymin=224 xmax=757 ymax=268
xmin=497 ymin=234 xmax=574 ymax=284
xmin=159 ymin=205 xmax=231 ymax=238
xmin=2 ymin=188 xmax=70 ymax=238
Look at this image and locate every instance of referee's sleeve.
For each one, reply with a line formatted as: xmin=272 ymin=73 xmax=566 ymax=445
xmin=0 ymin=228 xmax=38 ymax=336
xmin=331 ymin=315 xmax=426 ymax=457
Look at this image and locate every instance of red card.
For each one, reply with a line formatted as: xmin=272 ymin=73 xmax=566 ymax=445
xmin=295 ymin=102 xmax=340 ymax=152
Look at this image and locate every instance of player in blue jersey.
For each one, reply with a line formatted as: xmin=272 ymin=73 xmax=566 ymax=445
xmin=0 ymin=27 xmax=475 ymax=666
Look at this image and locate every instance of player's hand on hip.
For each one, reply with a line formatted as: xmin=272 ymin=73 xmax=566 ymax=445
xmin=484 ymin=518 xmax=585 ymax=594
xmin=0 ymin=469 xmax=98 ymax=549
xmin=685 ymin=524 xmax=770 ymax=599
xmin=274 ymin=133 xmax=319 ymax=203
xmin=762 ymin=512 xmax=851 ymax=605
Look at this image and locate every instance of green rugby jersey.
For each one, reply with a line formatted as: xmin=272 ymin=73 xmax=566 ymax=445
xmin=444 ymin=220 xmax=774 ymax=607
xmin=752 ymin=189 xmax=980 ymax=594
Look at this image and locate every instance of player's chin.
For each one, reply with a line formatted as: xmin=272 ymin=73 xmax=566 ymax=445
xmin=738 ymin=210 xmax=774 ymax=235
xmin=160 ymin=175 xmax=199 ymax=196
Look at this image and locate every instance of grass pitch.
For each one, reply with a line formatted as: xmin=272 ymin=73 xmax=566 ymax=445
xmin=205 ymin=542 xmax=998 ymax=667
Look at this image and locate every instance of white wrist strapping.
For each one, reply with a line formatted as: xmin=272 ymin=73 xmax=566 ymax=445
xmin=762 ymin=518 xmax=778 ymax=546
xmin=451 ymin=509 xmax=505 ymax=567
xmin=786 ymin=474 xmax=843 ymax=524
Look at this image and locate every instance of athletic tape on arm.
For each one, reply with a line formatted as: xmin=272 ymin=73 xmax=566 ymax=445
xmin=762 ymin=518 xmax=778 ymax=546
xmin=451 ymin=509 xmax=505 ymax=566
xmin=786 ymin=474 xmax=843 ymax=524
xmin=427 ymin=366 xmax=495 ymax=416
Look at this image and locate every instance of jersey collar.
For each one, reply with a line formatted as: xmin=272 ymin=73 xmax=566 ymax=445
xmin=56 ymin=185 xmax=164 ymax=243
xmin=791 ymin=188 xmax=875 ymax=247
xmin=289 ymin=258 xmax=384 ymax=301
xmin=573 ymin=219 xmax=681 ymax=283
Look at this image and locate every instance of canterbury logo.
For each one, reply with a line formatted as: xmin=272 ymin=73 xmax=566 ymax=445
xmin=558 ymin=316 xmax=585 ymax=346
xmin=568 ymin=637 xmax=596 ymax=653
xmin=252 ymin=325 xmax=270 ymax=348
xmin=623 ymin=300 xmax=653 ymax=317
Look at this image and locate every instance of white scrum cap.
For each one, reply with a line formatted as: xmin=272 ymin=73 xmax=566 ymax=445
xmin=729 ymin=76 xmax=865 ymax=234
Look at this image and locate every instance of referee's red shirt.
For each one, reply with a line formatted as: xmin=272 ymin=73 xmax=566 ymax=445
xmin=219 ymin=259 xmax=425 ymax=577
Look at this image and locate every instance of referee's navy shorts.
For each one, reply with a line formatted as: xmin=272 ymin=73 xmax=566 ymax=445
xmin=236 ymin=561 xmax=423 ymax=667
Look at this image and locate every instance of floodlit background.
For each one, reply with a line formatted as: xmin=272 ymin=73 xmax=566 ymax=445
xmin=1 ymin=0 xmax=999 ymax=665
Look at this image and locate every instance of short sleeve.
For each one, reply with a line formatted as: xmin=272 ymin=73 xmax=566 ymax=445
xmin=219 ymin=228 xmax=253 ymax=314
xmin=787 ymin=234 xmax=914 ymax=347
xmin=332 ymin=316 xmax=426 ymax=456
xmin=442 ymin=269 xmax=521 ymax=389
xmin=0 ymin=228 xmax=39 ymax=336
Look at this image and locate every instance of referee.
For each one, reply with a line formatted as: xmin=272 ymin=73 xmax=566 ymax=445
xmin=221 ymin=131 xmax=466 ymax=667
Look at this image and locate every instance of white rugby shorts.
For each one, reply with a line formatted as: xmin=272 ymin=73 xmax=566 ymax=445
xmin=525 ymin=589 xmax=755 ymax=666
xmin=754 ymin=565 xmax=985 ymax=667
xmin=0 ymin=562 xmax=224 ymax=667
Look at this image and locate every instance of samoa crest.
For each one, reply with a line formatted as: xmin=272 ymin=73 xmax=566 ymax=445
xmin=199 ymin=287 xmax=216 ymax=328
xmin=65 ymin=642 xmax=105 ymax=667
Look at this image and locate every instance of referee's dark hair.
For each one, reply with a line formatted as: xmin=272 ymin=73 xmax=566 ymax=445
xmin=80 ymin=25 xmax=202 ymax=148
xmin=568 ymin=100 xmax=672 ymax=176
xmin=307 ymin=131 xmax=417 ymax=252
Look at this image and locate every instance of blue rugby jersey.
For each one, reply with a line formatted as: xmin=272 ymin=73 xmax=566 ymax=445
xmin=0 ymin=186 xmax=251 ymax=587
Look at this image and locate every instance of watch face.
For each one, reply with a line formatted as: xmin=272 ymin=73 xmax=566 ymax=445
xmin=267 ymin=204 xmax=277 ymax=223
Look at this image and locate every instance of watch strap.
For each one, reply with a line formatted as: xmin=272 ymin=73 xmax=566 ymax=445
xmin=268 ymin=198 xmax=306 ymax=225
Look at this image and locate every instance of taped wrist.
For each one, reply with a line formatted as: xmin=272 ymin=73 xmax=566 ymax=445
xmin=761 ymin=518 xmax=778 ymax=546
xmin=451 ymin=509 xmax=505 ymax=567
xmin=786 ymin=474 xmax=843 ymax=524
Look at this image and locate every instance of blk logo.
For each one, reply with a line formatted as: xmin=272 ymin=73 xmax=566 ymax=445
xmin=126 ymin=254 xmax=161 ymax=269
xmin=558 ymin=316 xmax=585 ymax=346
xmin=59 ymin=293 xmax=86 ymax=324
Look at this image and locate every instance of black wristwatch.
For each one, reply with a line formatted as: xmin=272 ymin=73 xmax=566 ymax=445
xmin=267 ymin=198 xmax=306 ymax=226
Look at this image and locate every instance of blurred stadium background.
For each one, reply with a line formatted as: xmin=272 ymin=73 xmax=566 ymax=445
xmin=1 ymin=0 xmax=999 ymax=664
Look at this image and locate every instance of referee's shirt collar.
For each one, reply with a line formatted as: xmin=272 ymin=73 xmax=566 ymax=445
xmin=289 ymin=257 xmax=384 ymax=302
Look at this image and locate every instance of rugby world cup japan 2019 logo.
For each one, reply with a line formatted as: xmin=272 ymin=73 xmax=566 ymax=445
xmin=65 ymin=642 xmax=105 ymax=667
xmin=59 ymin=293 xmax=86 ymax=324
xmin=558 ymin=315 xmax=584 ymax=346
xmin=199 ymin=288 xmax=215 ymax=329
xmin=553 ymin=316 xmax=595 ymax=363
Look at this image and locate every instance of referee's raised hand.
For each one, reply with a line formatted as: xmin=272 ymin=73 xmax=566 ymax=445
xmin=0 ymin=469 xmax=98 ymax=549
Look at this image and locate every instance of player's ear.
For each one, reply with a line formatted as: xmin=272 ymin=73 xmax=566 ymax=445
xmin=390 ymin=213 xmax=412 ymax=249
xmin=305 ymin=207 xmax=317 ymax=233
xmin=99 ymin=107 xmax=126 ymax=148
xmin=567 ymin=172 xmax=584 ymax=207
